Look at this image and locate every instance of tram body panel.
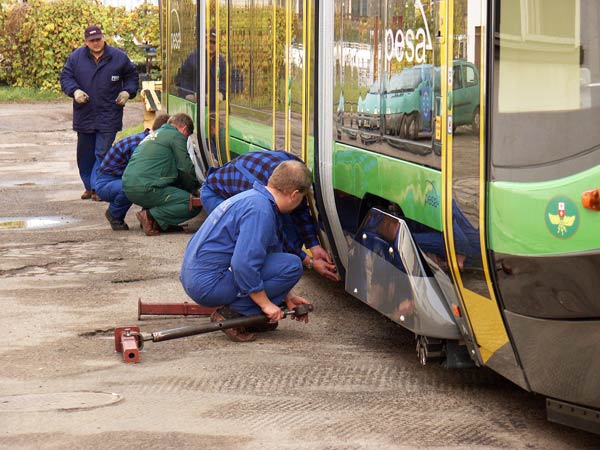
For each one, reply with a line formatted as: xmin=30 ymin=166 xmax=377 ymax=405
xmin=161 ymin=0 xmax=600 ymax=432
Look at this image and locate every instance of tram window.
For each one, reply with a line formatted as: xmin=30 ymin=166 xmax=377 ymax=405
xmin=492 ymin=0 xmax=600 ymax=182
xmin=228 ymin=0 xmax=274 ymax=149
xmin=497 ymin=0 xmax=578 ymax=113
xmin=173 ymin=49 xmax=198 ymax=100
xmin=454 ymin=66 xmax=463 ymax=90
xmin=464 ymin=65 xmax=477 ymax=87
xmin=169 ymin=1 xmax=198 ymax=100
xmin=333 ymin=0 xmax=439 ymax=168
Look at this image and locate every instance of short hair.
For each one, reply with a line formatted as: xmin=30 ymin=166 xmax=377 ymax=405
xmin=151 ymin=114 xmax=170 ymax=131
xmin=268 ymin=160 xmax=312 ymax=194
xmin=168 ymin=113 xmax=194 ymax=135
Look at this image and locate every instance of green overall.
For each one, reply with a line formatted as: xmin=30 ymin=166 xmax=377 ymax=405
xmin=122 ymin=124 xmax=201 ymax=230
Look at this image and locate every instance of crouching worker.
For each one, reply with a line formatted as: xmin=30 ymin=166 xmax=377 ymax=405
xmin=122 ymin=113 xmax=202 ymax=235
xmin=96 ymin=114 xmax=170 ymax=231
xmin=180 ymin=160 xmax=312 ymax=342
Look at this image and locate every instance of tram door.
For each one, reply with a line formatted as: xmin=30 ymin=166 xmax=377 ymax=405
xmin=443 ymin=0 xmax=522 ymax=381
xmin=211 ymin=0 xmax=312 ymax=166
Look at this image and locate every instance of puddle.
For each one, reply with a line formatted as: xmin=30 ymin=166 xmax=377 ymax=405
xmin=0 ymin=216 xmax=77 ymax=230
xmin=0 ymin=179 xmax=53 ymax=187
xmin=0 ymin=391 xmax=122 ymax=412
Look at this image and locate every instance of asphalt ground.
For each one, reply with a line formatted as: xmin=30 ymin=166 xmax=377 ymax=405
xmin=0 ymin=101 xmax=599 ymax=449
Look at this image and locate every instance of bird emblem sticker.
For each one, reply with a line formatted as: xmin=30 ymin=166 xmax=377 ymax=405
xmin=545 ymin=196 xmax=578 ymax=238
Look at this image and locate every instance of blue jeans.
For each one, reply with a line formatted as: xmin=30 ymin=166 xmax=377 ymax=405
xmin=95 ymin=171 xmax=132 ymax=220
xmin=200 ymin=183 xmax=225 ymax=215
xmin=77 ymin=131 xmax=116 ymax=191
xmin=182 ymin=252 xmax=303 ymax=316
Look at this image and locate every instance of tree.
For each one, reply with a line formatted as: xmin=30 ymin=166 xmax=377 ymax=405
xmin=0 ymin=0 xmax=159 ymax=91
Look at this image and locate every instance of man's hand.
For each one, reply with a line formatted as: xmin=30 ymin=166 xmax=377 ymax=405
xmin=310 ymin=246 xmax=332 ymax=264
xmin=74 ymin=89 xmax=89 ymax=104
xmin=312 ymin=258 xmax=341 ymax=281
xmin=218 ymin=92 xmax=224 ymax=102
xmin=115 ymin=91 xmax=130 ymax=106
xmin=309 ymin=245 xmax=341 ymax=281
xmin=284 ymin=294 xmax=311 ymax=323
xmin=261 ymin=302 xmax=284 ymax=322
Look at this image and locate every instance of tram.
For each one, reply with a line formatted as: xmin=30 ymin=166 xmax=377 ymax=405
xmin=160 ymin=0 xmax=600 ymax=433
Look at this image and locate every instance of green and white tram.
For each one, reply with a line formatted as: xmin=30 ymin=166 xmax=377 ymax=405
xmin=161 ymin=0 xmax=600 ymax=433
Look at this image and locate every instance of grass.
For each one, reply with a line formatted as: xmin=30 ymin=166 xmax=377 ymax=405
xmin=116 ymin=123 xmax=144 ymax=141
xmin=0 ymin=86 xmax=65 ymax=102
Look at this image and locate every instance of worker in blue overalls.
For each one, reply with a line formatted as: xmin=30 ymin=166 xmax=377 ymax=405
xmin=180 ymin=160 xmax=312 ymax=342
xmin=200 ymin=150 xmax=340 ymax=282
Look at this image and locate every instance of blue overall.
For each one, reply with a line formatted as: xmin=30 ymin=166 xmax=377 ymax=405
xmin=201 ymin=154 xmax=305 ymax=258
xmin=180 ymin=184 xmax=303 ymax=316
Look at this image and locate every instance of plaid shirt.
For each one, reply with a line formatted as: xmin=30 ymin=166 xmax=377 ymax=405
xmin=205 ymin=151 xmax=320 ymax=256
xmin=99 ymin=129 xmax=150 ymax=176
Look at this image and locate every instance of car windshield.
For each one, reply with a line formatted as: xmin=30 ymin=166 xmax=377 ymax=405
xmin=390 ymin=67 xmax=423 ymax=91
xmin=368 ymin=80 xmax=381 ymax=94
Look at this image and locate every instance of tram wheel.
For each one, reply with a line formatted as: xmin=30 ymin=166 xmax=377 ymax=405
xmin=416 ymin=335 xmax=428 ymax=366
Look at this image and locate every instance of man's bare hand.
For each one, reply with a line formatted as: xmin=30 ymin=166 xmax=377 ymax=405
xmin=261 ymin=302 xmax=284 ymax=322
xmin=285 ymin=294 xmax=311 ymax=323
xmin=312 ymin=257 xmax=341 ymax=282
xmin=308 ymin=246 xmax=340 ymax=281
xmin=310 ymin=245 xmax=333 ymax=264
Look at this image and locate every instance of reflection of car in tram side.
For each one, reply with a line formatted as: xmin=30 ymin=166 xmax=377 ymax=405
xmin=384 ymin=64 xmax=435 ymax=139
xmin=384 ymin=61 xmax=480 ymax=139
xmin=452 ymin=60 xmax=480 ymax=135
xmin=357 ymin=79 xmax=385 ymax=130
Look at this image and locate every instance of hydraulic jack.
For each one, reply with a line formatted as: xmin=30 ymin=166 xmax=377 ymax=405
xmin=137 ymin=299 xmax=217 ymax=320
xmin=114 ymin=304 xmax=313 ymax=364
xmin=189 ymin=194 xmax=202 ymax=210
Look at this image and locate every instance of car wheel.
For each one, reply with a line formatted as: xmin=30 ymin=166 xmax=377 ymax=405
xmin=472 ymin=108 xmax=480 ymax=136
xmin=399 ymin=115 xmax=408 ymax=138
xmin=407 ymin=113 xmax=419 ymax=140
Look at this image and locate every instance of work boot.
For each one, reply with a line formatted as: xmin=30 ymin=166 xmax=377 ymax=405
xmin=164 ymin=224 xmax=191 ymax=233
xmin=246 ymin=322 xmax=279 ymax=333
xmin=91 ymin=192 xmax=101 ymax=201
xmin=81 ymin=189 xmax=93 ymax=200
xmin=105 ymin=208 xmax=129 ymax=231
xmin=210 ymin=306 xmax=256 ymax=342
xmin=136 ymin=209 xmax=160 ymax=236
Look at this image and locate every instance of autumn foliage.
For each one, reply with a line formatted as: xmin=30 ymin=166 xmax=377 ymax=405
xmin=0 ymin=0 xmax=159 ymax=91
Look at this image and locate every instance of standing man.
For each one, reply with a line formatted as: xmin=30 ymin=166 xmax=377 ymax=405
xmin=95 ymin=114 xmax=170 ymax=231
xmin=201 ymin=150 xmax=341 ymax=282
xmin=60 ymin=25 xmax=139 ymax=200
xmin=122 ymin=113 xmax=202 ymax=236
xmin=180 ymin=161 xmax=312 ymax=342
xmin=208 ymin=28 xmax=226 ymax=113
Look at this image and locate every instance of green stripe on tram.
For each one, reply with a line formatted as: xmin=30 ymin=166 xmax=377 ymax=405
xmin=488 ymin=165 xmax=600 ymax=255
xmin=332 ymin=143 xmax=443 ymax=231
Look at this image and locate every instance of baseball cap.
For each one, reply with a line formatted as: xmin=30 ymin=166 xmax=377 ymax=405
xmin=210 ymin=28 xmax=216 ymax=41
xmin=85 ymin=25 xmax=104 ymax=41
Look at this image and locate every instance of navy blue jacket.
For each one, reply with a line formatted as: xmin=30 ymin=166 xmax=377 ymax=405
xmin=60 ymin=44 xmax=139 ymax=133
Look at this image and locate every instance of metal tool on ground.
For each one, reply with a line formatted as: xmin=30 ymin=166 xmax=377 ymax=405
xmin=115 ymin=304 xmax=314 ymax=363
xmin=189 ymin=195 xmax=202 ymax=210
xmin=137 ymin=299 xmax=217 ymax=320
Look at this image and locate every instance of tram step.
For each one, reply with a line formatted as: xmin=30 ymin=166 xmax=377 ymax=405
xmin=546 ymin=398 xmax=600 ymax=435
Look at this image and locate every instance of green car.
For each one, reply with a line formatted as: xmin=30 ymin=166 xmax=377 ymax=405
xmin=381 ymin=61 xmax=480 ymax=140
xmin=451 ymin=60 xmax=480 ymax=135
